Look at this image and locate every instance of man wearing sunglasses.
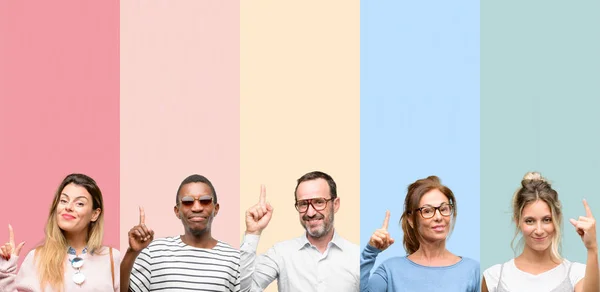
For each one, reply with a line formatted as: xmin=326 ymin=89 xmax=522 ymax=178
xmin=241 ymin=171 xmax=359 ymax=291
xmin=121 ymin=174 xmax=249 ymax=292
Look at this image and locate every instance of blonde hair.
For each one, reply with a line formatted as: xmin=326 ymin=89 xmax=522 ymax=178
xmin=401 ymin=176 xmax=457 ymax=254
xmin=35 ymin=174 xmax=104 ymax=291
xmin=511 ymin=172 xmax=563 ymax=262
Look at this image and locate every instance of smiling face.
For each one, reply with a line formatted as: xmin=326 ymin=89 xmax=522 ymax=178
xmin=55 ymin=183 xmax=101 ymax=235
xmin=174 ymin=182 xmax=219 ymax=236
xmin=413 ymin=189 xmax=452 ymax=243
xmin=296 ymin=178 xmax=339 ymax=239
xmin=519 ymin=200 xmax=555 ymax=252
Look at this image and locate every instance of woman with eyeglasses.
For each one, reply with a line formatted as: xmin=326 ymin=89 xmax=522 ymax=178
xmin=0 ymin=173 xmax=119 ymax=291
xmin=482 ymin=172 xmax=598 ymax=292
xmin=360 ymin=176 xmax=480 ymax=291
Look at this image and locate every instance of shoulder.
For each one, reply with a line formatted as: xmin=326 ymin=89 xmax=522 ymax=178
xmin=379 ymin=256 xmax=411 ymax=269
xmin=483 ymin=262 xmax=504 ymax=278
xmin=17 ymin=249 xmax=38 ymax=268
xmin=563 ymin=259 xmax=586 ymax=285
xmin=215 ymin=241 xmax=241 ymax=257
xmin=483 ymin=261 xmax=509 ymax=290
xmin=272 ymin=236 xmax=303 ymax=250
xmin=148 ymin=236 xmax=180 ymax=249
xmin=332 ymin=233 xmax=359 ymax=255
xmin=457 ymin=256 xmax=480 ymax=270
xmin=106 ymin=246 xmax=121 ymax=263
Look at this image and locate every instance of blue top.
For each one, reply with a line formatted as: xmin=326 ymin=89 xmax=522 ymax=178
xmin=361 ymin=244 xmax=480 ymax=292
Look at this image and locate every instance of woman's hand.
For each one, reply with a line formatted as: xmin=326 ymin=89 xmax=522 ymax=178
xmin=570 ymin=199 xmax=597 ymax=251
xmin=368 ymin=211 xmax=395 ymax=251
xmin=0 ymin=224 xmax=25 ymax=261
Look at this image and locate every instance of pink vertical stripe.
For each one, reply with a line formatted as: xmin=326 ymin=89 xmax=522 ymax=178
xmin=0 ymin=0 xmax=120 ymax=262
xmin=120 ymin=1 xmax=240 ymax=251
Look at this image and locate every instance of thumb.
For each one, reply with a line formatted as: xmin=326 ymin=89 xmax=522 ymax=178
xmin=389 ymin=238 xmax=395 ymax=245
xmin=15 ymin=242 xmax=25 ymax=256
xmin=569 ymin=218 xmax=578 ymax=227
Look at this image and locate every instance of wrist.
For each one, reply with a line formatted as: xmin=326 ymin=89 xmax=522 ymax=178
xmin=245 ymin=230 xmax=262 ymax=236
xmin=587 ymin=245 xmax=598 ymax=254
xmin=126 ymin=247 xmax=142 ymax=255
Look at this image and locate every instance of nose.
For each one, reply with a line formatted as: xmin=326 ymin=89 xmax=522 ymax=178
xmin=534 ymin=221 xmax=543 ymax=234
xmin=433 ymin=208 xmax=443 ymax=220
xmin=305 ymin=203 xmax=317 ymax=217
xmin=65 ymin=201 xmax=74 ymax=211
xmin=191 ymin=200 xmax=204 ymax=212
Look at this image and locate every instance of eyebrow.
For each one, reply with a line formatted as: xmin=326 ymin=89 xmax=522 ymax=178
xmin=420 ymin=202 xmax=450 ymax=208
xmin=60 ymin=193 xmax=89 ymax=201
xmin=523 ymin=215 xmax=552 ymax=220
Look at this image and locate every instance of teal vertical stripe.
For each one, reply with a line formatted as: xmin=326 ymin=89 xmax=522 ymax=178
xmin=481 ymin=1 xmax=600 ymax=273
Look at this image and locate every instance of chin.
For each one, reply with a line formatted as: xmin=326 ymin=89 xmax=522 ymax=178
xmin=529 ymin=243 xmax=551 ymax=252
xmin=189 ymin=227 xmax=209 ymax=236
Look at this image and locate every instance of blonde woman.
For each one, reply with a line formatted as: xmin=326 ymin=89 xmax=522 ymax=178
xmin=0 ymin=173 xmax=119 ymax=291
xmin=482 ymin=172 xmax=599 ymax=292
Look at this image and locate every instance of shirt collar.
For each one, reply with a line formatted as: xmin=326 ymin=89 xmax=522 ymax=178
xmin=298 ymin=229 xmax=345 ymax=251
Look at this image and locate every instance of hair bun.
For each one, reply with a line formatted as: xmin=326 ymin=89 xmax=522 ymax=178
xmin=523 ymin=172 xmax=545 ymax=182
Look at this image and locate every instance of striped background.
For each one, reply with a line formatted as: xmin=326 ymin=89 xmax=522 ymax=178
xmin=1 ymin=1 xmax=598 ymax=291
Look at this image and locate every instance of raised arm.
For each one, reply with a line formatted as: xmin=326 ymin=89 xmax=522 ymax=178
xmin=0 ymin=224 xmax=27 ymax=292
xmin=360 ymin=211 xmax=395 ymax=292
xmin=120 ymin=207 xmax=154 ymax=292
xmin=571 ymin=199 xmax=598 ymax=292
xmin=240 ymin=185 xmax=276 ymax=291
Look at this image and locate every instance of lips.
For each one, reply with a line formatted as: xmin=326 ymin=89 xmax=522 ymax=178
xmin=533 ymin=236 xmax=547 ymax=241
xmin=189 ymin=216 xmax=206 ymax=222
xmin=61 ymin=214 xmax=76 ymax=220
xmin=432 ymin=225 xmax=445 ymax=231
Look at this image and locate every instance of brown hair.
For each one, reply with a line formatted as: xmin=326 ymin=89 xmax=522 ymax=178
xmin=400 ymin=176 xmax=457 ymax=254
xmin=511 ymin=172 xmax=562 ymax=261
xmin=294 ymin=171 xmax=337 ymax=201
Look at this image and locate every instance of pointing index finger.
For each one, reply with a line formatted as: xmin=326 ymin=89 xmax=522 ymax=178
xmin=382 ymin=210 xmax=390 ymax=230
xmin=8 ymin=224 xmax=14 ymax=246
xmin=139 ymin=206 xmax=146 ymax=225
xmin=259 ymin=185 xmax=266 ymax=205
xmin=583 ymin=199 xmax=594 ymax=218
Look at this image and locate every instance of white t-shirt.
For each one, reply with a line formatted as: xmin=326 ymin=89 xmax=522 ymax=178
xmin=483 ymin=259 xmax=585 ymax=292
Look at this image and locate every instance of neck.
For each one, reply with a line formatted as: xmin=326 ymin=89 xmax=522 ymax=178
xmin=412 ymin=239 xmax=447 ymax=260
xmin=181 ymin=229 xmax=217 ymax=249
xmin=307 ymin=228 xmax=335 ymax=253
xmin=519 ymin=245 xmax=558 ymax=264
xmin=64 ymin=230 xmax=88 ymax=254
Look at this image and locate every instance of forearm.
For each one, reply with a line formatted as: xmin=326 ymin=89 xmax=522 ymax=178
xmin=0 ymin=257 xmax=18 ymax=292
xmin=240 ymin=234 xmax=280 ymax=291
xmin=360 ymin=245 xmax=384 ymax=292
xmin=120 ymin=249 xmax=141 ymax=292
xmin=583 ymin=247 xmax=599 ymax=292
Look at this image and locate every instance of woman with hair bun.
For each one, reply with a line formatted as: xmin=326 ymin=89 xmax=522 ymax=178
xmin=360 ymin=176 xmax=480 ymax=291
xmin=482 ymin=172 xmax=599 ymax=292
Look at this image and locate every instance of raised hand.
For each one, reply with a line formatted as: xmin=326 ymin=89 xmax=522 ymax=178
xmin=245 ymin=185 xmax=274 ymax=235
xmin=569 ymin=199 xmax=597 ymax=251
xmin=368 ymin=210 xmax=395 ymax=251
xmin=0 ymin=224 xmax=25 ymax=261
xmin=127 ymin=207 xmax=155 ymax=252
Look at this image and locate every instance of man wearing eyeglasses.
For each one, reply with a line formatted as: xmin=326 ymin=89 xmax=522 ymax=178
xmin=121 ymin=174 xmax=250 ymax=292
xmin=240 ymin=171 xmax=359 ymax=291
